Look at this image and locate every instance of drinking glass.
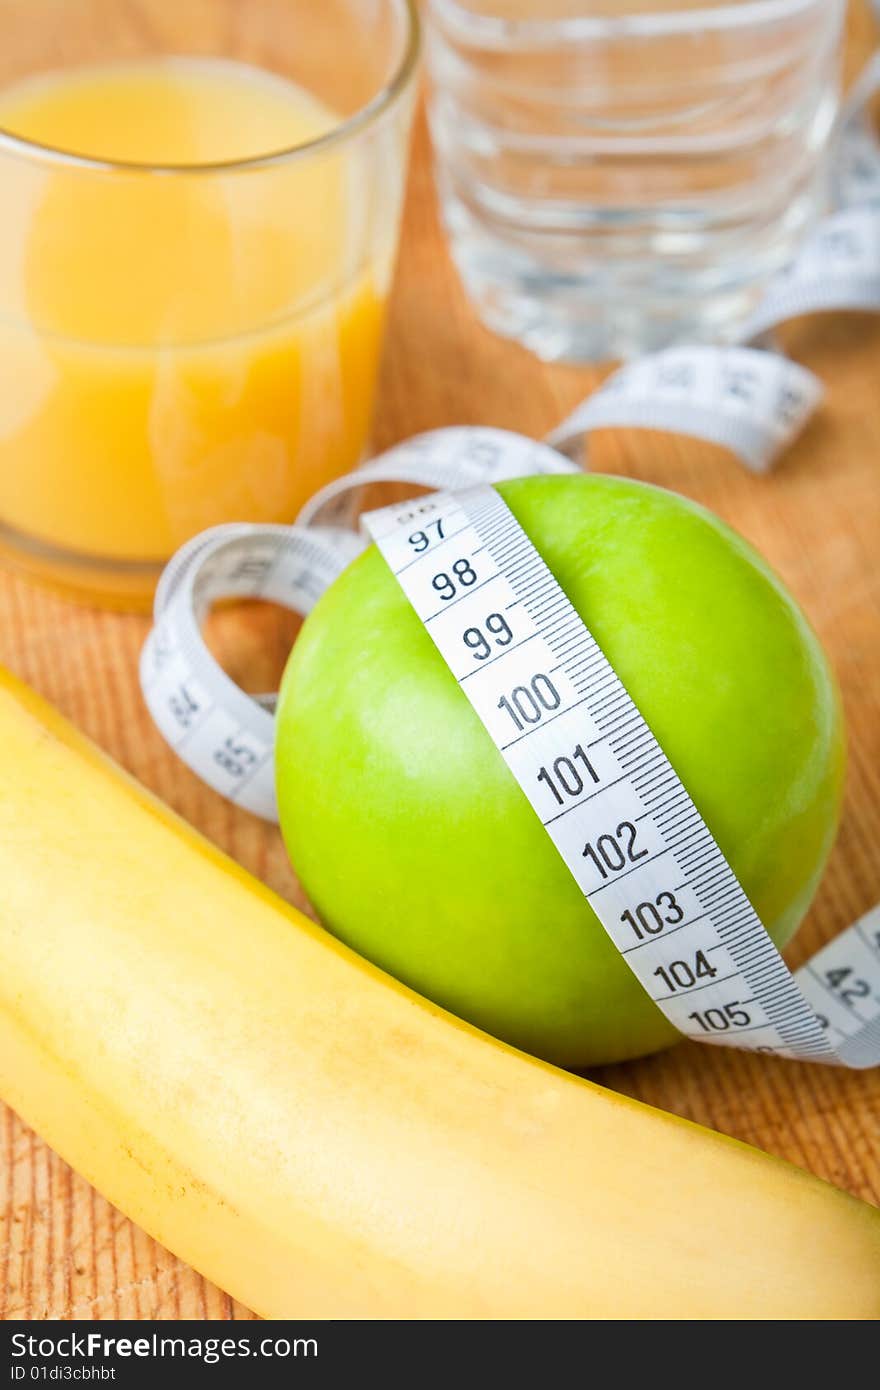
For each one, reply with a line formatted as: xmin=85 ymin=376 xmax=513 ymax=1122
xmin=426 ymin=0 xmax=846 ymax=362
xmin=0 ymin=0 xmax=419 ymax=607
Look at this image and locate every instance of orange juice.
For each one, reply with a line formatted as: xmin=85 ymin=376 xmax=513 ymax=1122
xmin=0 ymin=58 xmax=400 ymax=603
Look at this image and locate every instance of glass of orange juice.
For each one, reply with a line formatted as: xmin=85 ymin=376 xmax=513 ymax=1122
xmin=0 ymin=0 xmax=419 ymax=607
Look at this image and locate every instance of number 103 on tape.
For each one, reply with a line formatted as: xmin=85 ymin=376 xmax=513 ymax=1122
xmin=363 ymin=485 xmax=880 ymax=1070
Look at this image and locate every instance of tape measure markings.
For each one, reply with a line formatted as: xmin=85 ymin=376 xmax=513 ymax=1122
xmin=364 ymin=483 xmax=879 ymax=1068
xmin=141 ymin=430 xmax=575 ymax=821
xmin=140 ymin=456 xmax=880 ymax=1065
xmin=297 ymin=427 xmax=579 ymax=529
xmin=141 ymin=523 xmax=364 ymax=819
xmin=546 ymin=347 xmax=826 ymax=474
xmin=739 ymin=208 xmax=880 ymax=343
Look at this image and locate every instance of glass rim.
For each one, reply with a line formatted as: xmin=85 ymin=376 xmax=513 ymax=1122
xmin=0 ymin=0 xmax=420 ymax=176
xmin=428 ymin=0 xmax=839 ymax=44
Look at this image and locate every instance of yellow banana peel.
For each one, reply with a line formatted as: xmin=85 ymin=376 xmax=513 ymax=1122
xmin=0 ymin=668 xmax=877 ymax=1318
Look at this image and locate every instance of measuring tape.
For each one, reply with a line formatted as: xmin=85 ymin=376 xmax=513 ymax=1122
xmin=140 ymin=424 xmax=880 ymax=1070
xmin=363 ymin=484 xmax=880 ymax=1069
xmin=140 ymin=53 xmax=880 ymax=1066
xmin=140 ymin=429 xmax=576 ymax=820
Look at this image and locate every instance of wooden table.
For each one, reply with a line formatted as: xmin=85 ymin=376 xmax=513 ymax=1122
xmin=2 ymin=4 xmax=879 ymax=1323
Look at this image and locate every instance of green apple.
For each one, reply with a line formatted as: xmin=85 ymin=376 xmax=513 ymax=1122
xmin=275 ymin=474 xmax=845 ymax=1068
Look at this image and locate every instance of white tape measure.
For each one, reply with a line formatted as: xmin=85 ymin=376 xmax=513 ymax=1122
xmin=364 ymin=484 xmax=880 ymax=1070
xmin=140 ymin=429 xmax=575 ymax=820
xmin=140 ymin=53 xmax=880 ymax=1066
xmin=140 ymin=424 xmax=880 ymax=1070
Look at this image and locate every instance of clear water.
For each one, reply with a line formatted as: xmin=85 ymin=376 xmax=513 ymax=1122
xmin=426 ymin=0 xmax=846 ymax=361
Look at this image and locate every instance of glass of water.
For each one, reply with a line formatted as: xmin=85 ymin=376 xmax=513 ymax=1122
xmin=426 ymin=0 xmax=846 ymax=362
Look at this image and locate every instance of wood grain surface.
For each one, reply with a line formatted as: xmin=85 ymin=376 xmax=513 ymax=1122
xmin=1 ymin=1 xmax=879 ymax=1323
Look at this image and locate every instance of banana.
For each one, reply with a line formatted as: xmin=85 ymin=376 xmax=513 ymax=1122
xmin=0 ymin=667 xmax=878 ymax=1319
